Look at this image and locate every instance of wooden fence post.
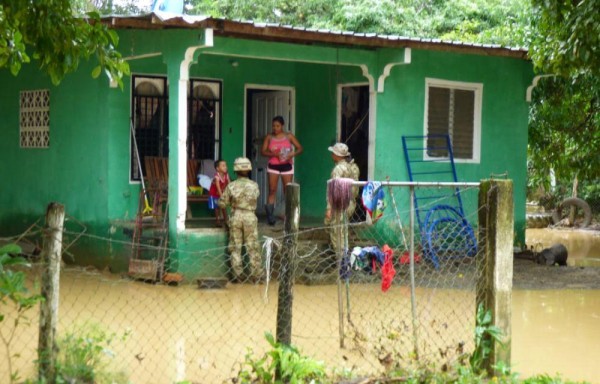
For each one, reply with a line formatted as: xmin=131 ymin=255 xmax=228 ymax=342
xmin=38 ymin=203 xmax=65 ymax=384
xmin=276 ymin=183 xmax=300 ymax=346
xmin=477 ymin=180 xmax=513 ymax=372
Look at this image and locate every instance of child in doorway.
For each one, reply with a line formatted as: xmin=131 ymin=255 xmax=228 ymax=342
xmin=209 ymin=159 xmax=230 ymax=226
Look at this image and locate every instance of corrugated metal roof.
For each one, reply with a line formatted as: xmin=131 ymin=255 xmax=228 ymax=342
xmin=103 ymin=12 xmax=529 ymax=59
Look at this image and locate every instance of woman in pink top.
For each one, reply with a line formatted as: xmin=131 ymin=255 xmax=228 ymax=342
xmin=261 ymin=116 xmax=303 ymax=225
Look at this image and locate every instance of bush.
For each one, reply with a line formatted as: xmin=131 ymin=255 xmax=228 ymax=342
xmin=54 ymin=323 xmax=130 ymax=384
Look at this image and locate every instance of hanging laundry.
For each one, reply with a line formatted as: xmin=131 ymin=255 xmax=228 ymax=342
xmin=362 ymin=181 xmax=386 ymax=224
xmin=381 ymin=245 xmax=396 ymax=292
xmin=353 ymin=246 xmax=385 ymax=274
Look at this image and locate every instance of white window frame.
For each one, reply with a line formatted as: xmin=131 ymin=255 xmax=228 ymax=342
xmin=423 ymin=78 xmax=482 ymax=163
xmin=188 ymin=78 xmax=222 ymax=160
xmin=130 ymin=75 xmax=168 ymax=183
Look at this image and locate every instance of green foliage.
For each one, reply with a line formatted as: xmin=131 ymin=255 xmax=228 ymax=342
xmin=528 ymin=75 xmax=600 ymax=192
xmin=0 ymin=0 xmax=130 ymax=86
xmin=236 ymin=332 xmax=328 ymax=383
xmin=0 ymin=244 xmax=45 ymax=384
xmin=54 ymin=322 xmax=130 ymax=384
xmin=529 ymin=0 xmax=600 ymax=78
xmin=186 ymin=0 xmax=530 ymax=45
xmin=580 ymin=182 xmax=600 ymax=209
xmin=470 ymin=303 xmax=503 ymax=373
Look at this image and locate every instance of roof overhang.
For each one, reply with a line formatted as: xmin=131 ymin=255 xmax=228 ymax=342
xmin=101 ymin=12 xmax=529 ymax=60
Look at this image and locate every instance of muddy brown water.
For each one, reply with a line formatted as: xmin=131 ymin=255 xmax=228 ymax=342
xmin=527 ymin=228 xmax=600 ymax=267
xmin=2 ymin=228 xmax=599 ymax=383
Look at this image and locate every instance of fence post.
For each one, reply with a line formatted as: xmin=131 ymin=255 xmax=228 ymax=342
xmin=477 ymin=180 xmax=513 ymax=372
xmin=38 ymin=203 xmax=65 ymax=383
xmin=276 ymin=183 xmax=300 ymax=346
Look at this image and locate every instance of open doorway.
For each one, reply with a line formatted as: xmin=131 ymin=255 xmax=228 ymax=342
xmin=339 ymin=84 xmax=370 ymax=221
xmin=245 ymin=86 xmax=294 ymax=215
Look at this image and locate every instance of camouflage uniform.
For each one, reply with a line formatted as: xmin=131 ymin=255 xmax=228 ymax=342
xmin=218 ymin=177 xmax=262 ymax=280
xmin=325 ymin=159 xmax=360 ymax=253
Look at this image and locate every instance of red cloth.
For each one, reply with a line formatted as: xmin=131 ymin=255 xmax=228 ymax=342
xmin=381 ymin=244 xmax=396 ymax=292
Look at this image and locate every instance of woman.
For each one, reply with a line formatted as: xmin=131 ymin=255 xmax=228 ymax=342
xmin=261 ymin=115 xmax=303 ymax=225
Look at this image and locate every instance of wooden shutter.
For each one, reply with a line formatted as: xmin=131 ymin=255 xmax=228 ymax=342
xmin=452 ymin=89 xmax=474 ymax=159
xmin=426 ymin=87 xmax=450 ymax=157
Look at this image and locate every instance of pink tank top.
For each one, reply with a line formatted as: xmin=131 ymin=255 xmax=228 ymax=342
xmin=268 ymin=135 xmax=293 ymax=165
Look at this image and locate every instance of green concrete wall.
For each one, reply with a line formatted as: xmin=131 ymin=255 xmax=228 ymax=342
xmin=0 ymin=28 xmax=532 ymax=276
xmin=375 ymin=49 xmax=531 ymax=243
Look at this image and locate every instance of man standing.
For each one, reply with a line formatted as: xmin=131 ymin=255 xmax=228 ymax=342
xmin=324 ymin=143 xmax=360 ymax=254
xmin=218 ymin=157 xmax=262 ymax=282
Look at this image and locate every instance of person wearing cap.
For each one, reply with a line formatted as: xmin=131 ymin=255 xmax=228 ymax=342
xmin=325 ymin=143 xmax=360 ymax=253
xmin=218 ymin=157 xmax=262 ymax=283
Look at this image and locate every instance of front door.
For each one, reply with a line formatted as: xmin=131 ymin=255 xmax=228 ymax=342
xmin=340 ymin=84 xmax=370 ymax=221
xmin=247 ymin=89 xmax=292 ymax=211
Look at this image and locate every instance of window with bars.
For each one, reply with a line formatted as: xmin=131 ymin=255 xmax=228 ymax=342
xmin=131 ymin=76 xmax=168 ymax=182
xmin=188 ymin=79 xmax=222 ymax=161
xmin=424 ymin=79 xmax=482 ymax=162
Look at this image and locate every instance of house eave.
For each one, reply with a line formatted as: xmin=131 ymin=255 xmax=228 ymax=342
xmin=102 ymin=13 xmax=530 ymax=60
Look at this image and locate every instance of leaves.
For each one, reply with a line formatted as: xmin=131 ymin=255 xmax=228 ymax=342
xmin=470 ymin=303 xmax=504 ymax=373
xmin=528 ymin=75 xmax=600 ymax=191
xmin=0 ymin=1 xmax=129 ymax=85
xmin=530 ymin=0 xmax=600 ymax=78
xmin=237 ymin=332 xmax=327 ymax=383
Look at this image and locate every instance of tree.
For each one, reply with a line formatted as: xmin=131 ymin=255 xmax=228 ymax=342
xmin=527 ymin=0 xmax=599 ymax=197
xmin=528 ymin=75 xmax=600 ymax=193
xmin=529 ymin=0 xmax=600 ymax=78
xmin=0 ymin=0 xmax=129 ymax=86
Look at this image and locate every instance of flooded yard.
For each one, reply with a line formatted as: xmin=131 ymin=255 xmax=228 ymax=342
xmin=1 ymin=227 xmax=599 ymax=383
xmin=527 ymin=227 xmax=600 ymax=267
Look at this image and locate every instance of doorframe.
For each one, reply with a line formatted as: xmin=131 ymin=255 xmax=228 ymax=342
xmin=337 ymin=82 xmax=372 ymax=179
xmin=243 ymin=84 xmax=296 ymax=158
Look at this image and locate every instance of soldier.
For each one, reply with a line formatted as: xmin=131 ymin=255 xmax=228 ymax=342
xmin=218 ymin=157 xmax=262 ymax=282
xmin=324 ymin=143 xmax=360 ymax=255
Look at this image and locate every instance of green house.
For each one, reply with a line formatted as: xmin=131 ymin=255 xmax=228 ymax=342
xmin=0 ymin=13 xmax=535 ymax=278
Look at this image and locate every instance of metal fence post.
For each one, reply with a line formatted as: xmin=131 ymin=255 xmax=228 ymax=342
xmin=409 ymin=186 xmax=419 ymax=358
xmin=276 ymin=183 xmax=300 ymax=346
xmin=477 ymin=179 xmax=513 ymax=372
xmin=38 ymin=202 xmax=65 ymax=384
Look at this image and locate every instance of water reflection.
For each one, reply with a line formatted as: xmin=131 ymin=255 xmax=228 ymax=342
xmin=527 ymin=228 xmax=600 ymax=267
xmin=512 ymin=289 xmax=600 ymax=383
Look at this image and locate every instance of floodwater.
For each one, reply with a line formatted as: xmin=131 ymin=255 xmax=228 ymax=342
xmin=2 ymin=228 xmax=600 ymax=384
xmin=513 ymin=228 xmax=600 ymax=382
xmin=512 ymin=289 xmax=600 ymax=383
xmin=527 ymin=228 xmax=600 ymax=267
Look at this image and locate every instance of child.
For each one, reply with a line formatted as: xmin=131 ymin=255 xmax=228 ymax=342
xmin=208 ymin=159 xmax=230 ymax=226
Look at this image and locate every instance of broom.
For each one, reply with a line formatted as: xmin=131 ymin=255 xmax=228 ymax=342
xmin=130 ymin=119 xmax=153 ymax=215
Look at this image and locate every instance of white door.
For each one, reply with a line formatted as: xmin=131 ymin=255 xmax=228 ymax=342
xmin=249 ymin=90 xmax=291 ymax=211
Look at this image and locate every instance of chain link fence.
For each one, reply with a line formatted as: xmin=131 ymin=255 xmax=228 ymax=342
xmin=1 ymin=182 xmax=494 ymax=383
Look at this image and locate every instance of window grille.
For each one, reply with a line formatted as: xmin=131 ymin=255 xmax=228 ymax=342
xmin=20 ymin=89 xmax=50 ymax=148
xmin=131 ymin=76 xmax=168 ymax=181
xmin=188 ymin=79 xmax=222 ymax=161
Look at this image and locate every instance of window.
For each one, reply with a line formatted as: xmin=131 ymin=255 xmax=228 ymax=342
xmin=188 ymin=79 xmax=221 ymax=161
xmin=424 ymin=78 xmax=482 ymax=162
xmin=20 ymin=89 xmax=50 ymax=148
xmin=131 ymin=76 xmax=168 ymax=181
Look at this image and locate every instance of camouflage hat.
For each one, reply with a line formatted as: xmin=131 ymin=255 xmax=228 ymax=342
xmin=328 ymin=142 xmax=350 ymax=157
xmin=233 ymin=157 xmax=252 ymax=171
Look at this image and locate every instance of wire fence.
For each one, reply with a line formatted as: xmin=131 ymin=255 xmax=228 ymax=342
xmin=1 ymin=182 xmax=489 ymax=383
